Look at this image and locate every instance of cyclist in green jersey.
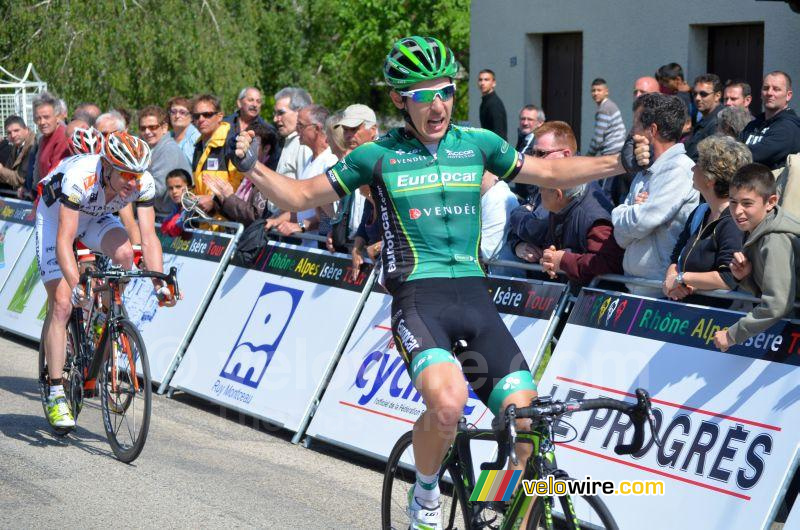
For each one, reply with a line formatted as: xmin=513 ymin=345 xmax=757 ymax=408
xmin=233 ymin=36 xmax=628 ymax=529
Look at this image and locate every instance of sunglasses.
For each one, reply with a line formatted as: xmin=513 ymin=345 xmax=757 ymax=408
xmin=139 ymin=123 xmax=164 ymax=132
xmin=192 ymin=111 xmax=219 ymax=120
xmin=693 ymin=90 xmax=714 ymax=98
xmin=398 ymin=83 xmax=456 ymax=103
xmin=119 ymin=171 xmax=143 ymax=181
xmin=532 ymin=148 xmax=565 ymax=158
xmin=169 ymin=108 xmax=190 ymax=117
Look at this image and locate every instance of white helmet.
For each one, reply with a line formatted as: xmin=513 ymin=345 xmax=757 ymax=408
xmin=103 ymin=131 xmax=151 ymax=173
xmin=71 ymin=127 xmax=105 ymax=155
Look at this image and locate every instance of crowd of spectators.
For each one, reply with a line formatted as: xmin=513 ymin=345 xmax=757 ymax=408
xmin=0 ymin=61 xmax=798 ymax=349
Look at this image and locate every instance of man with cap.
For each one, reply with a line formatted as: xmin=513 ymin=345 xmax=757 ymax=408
xmin=338 ymin=103 xmax=379 ymax=153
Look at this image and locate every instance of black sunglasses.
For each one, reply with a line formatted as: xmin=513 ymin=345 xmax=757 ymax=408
xmin=192 ymin=111 xmax=218 ymax=120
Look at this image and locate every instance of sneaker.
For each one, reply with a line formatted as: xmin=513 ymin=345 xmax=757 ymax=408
xmin=47 ymin=394 xmax=75 ymax=428
xmin=407 ymin=486 xmax=442 ymax=530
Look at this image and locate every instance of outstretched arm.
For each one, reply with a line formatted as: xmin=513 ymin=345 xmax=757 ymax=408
xmin=514 ymin=153 xmax=623 ymax=189
xmin=235 ymin=130 xmax=340 ymax=212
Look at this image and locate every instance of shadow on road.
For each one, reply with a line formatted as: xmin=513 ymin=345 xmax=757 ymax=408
xmin=0 ymin=411 xmax=114 ymax=458
xmin=0 ymin=375 xmax=43 ymax=404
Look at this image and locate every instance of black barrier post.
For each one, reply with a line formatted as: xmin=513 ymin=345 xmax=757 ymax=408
xmin=159 ymin=219 xmax=244 ymax=395
xmin=291 ymin=263 xmax=380 ymax=445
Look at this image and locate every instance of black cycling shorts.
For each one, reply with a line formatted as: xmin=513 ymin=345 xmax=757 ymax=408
xmin=390 ymin=277 xmax=533 ymax=409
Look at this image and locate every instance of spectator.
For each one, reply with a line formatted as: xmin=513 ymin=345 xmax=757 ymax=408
xmin=656 ymin=62 xmax=695 ymax=120
xmin=633 ymin=76 xmax=660 ymax=100
xmin=0 ymin=116 xmax=36 ymax=191
xmin=224 ymin=87 xmax=280 ymax=170
xmin=167 ymin=96 xmax=201 ymax=164
xmin=205 ymin=122 xmax=277 ymax=226
xmin=684 ymin=74 xmax=724 ymax=160
xmin=32 ymin=91 xmax=70 ymax=184
xmin=587 ymin=78 xmax=626 ymax=156
xmin=190 ymin=94 xmax=243 ymax=215
xmin=349 ymin=186 xmax=381 ymax=281
xmin=664 ymin=136 xmax=752 ymax=305
xmin=713 ymin=163 xmax=800 ymax=352
xmin=56 ymin=99 xmax=68 ymax=123
xmin=723 ymin=80 xmax=753 ymax=111
xmin=95 ymin=110 xmax=126 ymax=135
xmin=339 ymin=104 xmax=379 ymax=153
xmin=73 ymin=102 xmax=101 ymax=125
xmin=480 ymin=173 xmax=521 ymax=277
xmin=275 ymin=104 xmax=338 ymax=246
xmin=478 ymin=69 xmax=508 ymax=140
xmin=160 ymin=168 xmax=193 ymax=237
xmin=740 ymin=71 xmax=800 ymax=169
xmin=326 ymin=105 xmax=377 ymax=251
xmin=273 ymin=87 xmax=313 ymax=179
xmin=269 ymin=87 xmax=313 ymax=226
xmin=509 ymin=121 xmax=604 ymax=264
xmin=138 ymin=105 xmax=192 ymax=216
xmin=513 ymin=104 xmax=545 ymax=199
xmin=516 ymin=104 xmax=544 ymax=156
xmin=537 ymin=179 xmax=625 ymax=285
xmin=612 ymin=93 xmax=699 ymax=297
xmin=717 ymin=106 xmax=754 ymax=139
xmin=71 ymin=109 xmax=95 ymax=128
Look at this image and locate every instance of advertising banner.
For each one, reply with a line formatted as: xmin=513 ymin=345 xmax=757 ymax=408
xmin=0 ymin=234 xmax=47 ymax=340
xmin=169 ymin=241 xmax=373 ymax=432
xmin=124 ymin=229 xmax=234 ymax=384
xmin=305 ymin=277 xmax=567 ymax=465
xmin=0 ymin=198 xmax=35 ymax=289
xmin=537 ymin=288 xmax=800 ymax=530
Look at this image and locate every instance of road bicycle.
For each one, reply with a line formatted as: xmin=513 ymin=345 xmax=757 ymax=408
xmin=382 ymin=388 xmax=659 ymax=529
xmin=38 ymin=259 xmax=179 ymax=463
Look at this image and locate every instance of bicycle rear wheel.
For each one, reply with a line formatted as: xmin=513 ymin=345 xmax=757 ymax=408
xmin=528 ymin=477 xmax=618 ymax=530
xmin=99 ymin=318 xmax=151 ymax=463
xmin=382 ymin=430 xmax=470 ymax=530
xmin=38 ymin=317 xmax=81 ymax=436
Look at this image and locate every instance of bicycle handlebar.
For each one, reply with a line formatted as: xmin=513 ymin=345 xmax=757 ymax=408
xmin=481 ymin=388 xmax=658 ymax=471
xmin=80 ymin=266 xmax=181 ymax=300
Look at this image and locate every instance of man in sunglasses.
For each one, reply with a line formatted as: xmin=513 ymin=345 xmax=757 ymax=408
xmin=233 ymin=36 xmax=633 ymax=529
xmin=684 ymin=73 xmax=724 ymax=161
xmin=190 ymin=94 xmax=244 ymax=215
xmin=36 ymin=131 xmax=175 ymax=429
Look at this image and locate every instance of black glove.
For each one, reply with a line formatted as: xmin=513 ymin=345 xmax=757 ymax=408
xmin=620 ymin=134 xmax=653 ymax=176
xmin=230 ymin=133 xmax=261 ymax=173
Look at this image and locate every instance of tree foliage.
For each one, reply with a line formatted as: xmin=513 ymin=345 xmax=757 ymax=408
xmin=0 ymin=0 xmax=470 ymax=122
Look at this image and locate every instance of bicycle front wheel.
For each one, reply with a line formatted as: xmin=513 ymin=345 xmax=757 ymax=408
xmin=528 ymin=477 xmax=618 ymax=530
xmin=99 ymin=318 xmax=151 ymax=463
xmin=381 ymin=430 xmax=471 ymax=530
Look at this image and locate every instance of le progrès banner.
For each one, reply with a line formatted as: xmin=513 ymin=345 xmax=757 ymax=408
xmin=305 ymin=276 xmax=566 ymax=463
xmin=538 ymin=288 xmax=800 ymax=530
xmin=169 ymin=240 xmax=373 ymax=432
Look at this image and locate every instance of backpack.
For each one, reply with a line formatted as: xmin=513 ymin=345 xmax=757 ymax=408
xmin=232 ymin=219 xmax=270 ymax=266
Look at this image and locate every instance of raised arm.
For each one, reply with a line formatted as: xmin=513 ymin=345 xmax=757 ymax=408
xmin=513 ymin=152 xmax=623 ymax=189
xmin=234 ymin=130 xmax=340 ymax=212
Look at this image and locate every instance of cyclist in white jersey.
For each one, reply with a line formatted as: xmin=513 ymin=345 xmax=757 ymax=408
xmin=37 ymin=131 xmax=175 ymax=428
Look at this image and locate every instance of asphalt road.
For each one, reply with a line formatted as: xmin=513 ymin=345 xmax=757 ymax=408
xmin=0 ymin=333 xmax=383 ymax=529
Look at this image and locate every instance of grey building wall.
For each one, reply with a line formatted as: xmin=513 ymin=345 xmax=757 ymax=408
xmin=469 ymin=0 xmax=800 ymax=153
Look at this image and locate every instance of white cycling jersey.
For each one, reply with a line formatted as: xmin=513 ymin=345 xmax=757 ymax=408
xmin=39 ymin=154 xmax=156 ymax=217
xmin=35 ymin=154 xmax=156 ymax=283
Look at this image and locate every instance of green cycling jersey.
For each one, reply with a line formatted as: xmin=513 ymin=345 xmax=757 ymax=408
xmin=325 ymin=125 xmax=522 ymax=291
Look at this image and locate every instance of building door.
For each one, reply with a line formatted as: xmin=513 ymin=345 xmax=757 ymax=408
xmin=708 ymin=24 xmax=764 ymax=112
xmin=542 ymin=33 xmax=583 ymax=145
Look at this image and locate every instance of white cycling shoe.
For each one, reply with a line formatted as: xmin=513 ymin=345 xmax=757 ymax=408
xmin=407 ymin=488 xmax=442 ymax=530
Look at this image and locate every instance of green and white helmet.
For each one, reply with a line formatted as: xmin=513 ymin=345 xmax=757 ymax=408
xmin=383 ymin=36 xmax=458 ymax=89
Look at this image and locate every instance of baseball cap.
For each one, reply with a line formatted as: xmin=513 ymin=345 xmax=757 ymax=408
xmin=337 ymin=104 xmax=377 ymax=128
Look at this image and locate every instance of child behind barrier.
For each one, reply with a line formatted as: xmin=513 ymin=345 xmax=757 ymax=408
xmin=713 ymin=163 xmax=800 ymax=351
xmin=161 ymin=168 xmax=192 ymax=237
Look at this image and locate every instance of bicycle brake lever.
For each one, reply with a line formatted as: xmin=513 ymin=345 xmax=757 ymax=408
xmin=508 ymin=406 xmax=518 ymax=467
